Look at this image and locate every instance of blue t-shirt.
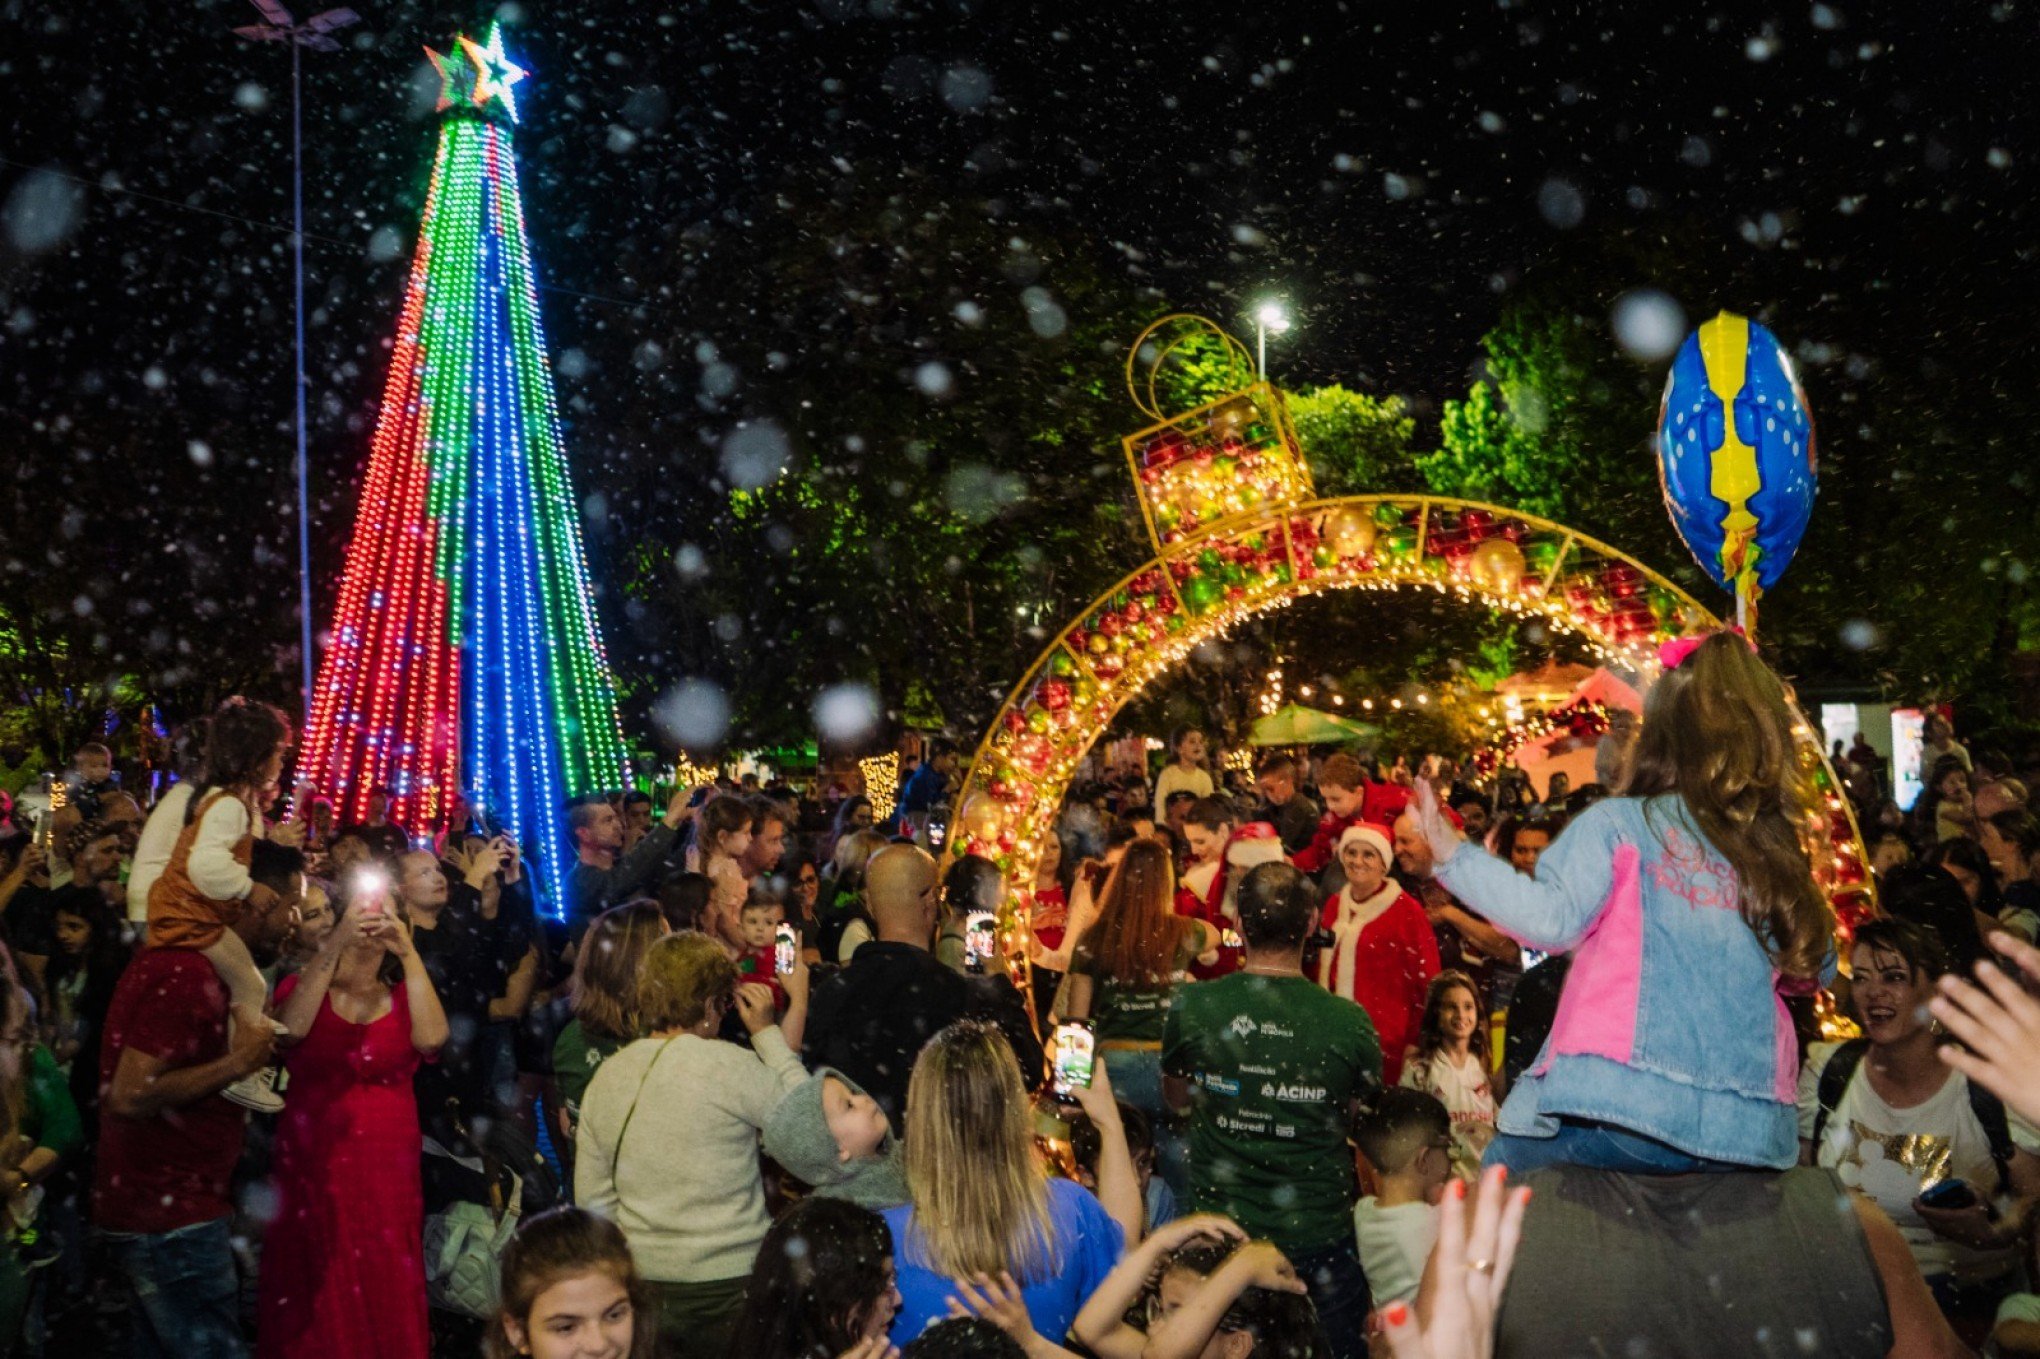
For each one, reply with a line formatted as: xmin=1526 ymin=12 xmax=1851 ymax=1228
xmin=899 ymin=762 xmax=947 ymax=815
xmin=885 ymin=1177 xmax=1123 ymax=1346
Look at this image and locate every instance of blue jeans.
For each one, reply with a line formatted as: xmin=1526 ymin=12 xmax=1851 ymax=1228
xmin=105 ymin=1217 xmax=245 ymax=1359
xmin=1288 ymin=1242 xmax=1371 ymax=1359
xmin=1484 ymin=1119 xmax=1727 ymax=1175
xmin=1101 ymin=1047 xmax=1191 ymax=1199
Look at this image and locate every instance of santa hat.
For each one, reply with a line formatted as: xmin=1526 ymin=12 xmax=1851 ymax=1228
xmin=1217 ymin=822 xmax=1289 ymax=929
xmin=1226 ymin=822 xmax=1290 ymax=871
xmin=1335 ymin=821 xmax=1393 ymax=866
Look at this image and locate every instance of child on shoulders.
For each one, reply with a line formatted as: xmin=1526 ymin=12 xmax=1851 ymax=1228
xmin=1406 ymin=632 xmax=1835 ymax=1175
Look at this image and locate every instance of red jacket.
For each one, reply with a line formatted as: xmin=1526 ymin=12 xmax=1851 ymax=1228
xmin=1175 ymin=863 xmax=1242 ymax=979
xmin=1292 ymin=811 xmax=1359 ymax=876
xmin=1314 ymin=884 xmax=1439 ymax=1085
xmin=1360 ymin=780 xmax=1413 ymax=828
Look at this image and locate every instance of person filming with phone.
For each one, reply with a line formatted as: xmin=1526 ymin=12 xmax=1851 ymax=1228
xmin=880 ymin=1020 xmax=1134 ymax=1347
xmin=574 ymin=931 xmax=810 ymax=1359
xmin=565 ymin=783 xmax=704 ymax=944
xmin=257 ymin=863 xmax=449 ymax=1359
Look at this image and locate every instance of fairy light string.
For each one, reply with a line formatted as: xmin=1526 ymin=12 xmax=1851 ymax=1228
xmin=301 ymin=24 xmax=628 ymax=911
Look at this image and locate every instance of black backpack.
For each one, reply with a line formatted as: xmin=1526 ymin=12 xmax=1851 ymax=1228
xmin=1811 ymin=1037 xmax=2016 ymax=1191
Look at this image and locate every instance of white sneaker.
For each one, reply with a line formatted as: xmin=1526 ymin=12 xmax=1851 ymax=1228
xmin=224 ymin=1064 xmax=286 ymax=1113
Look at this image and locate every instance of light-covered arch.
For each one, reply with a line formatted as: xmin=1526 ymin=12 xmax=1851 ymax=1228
xmin=948 ymin=493 xmax=1874 ymax=969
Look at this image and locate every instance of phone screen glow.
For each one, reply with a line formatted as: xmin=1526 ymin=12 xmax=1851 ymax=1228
xmin=1052 ymin=1023 xmax=1095 ymax=1096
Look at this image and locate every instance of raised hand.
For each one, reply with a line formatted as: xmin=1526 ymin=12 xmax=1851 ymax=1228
xmin=1231 ymin=1240 xmax=1307 ymax=1295
xmin=1931 ymin=937 xmax=2040 ymax=1129
xmin=1383 ymin=1167 xmax=1530 ymax=1359
xmin=946 ymin=1271 xmax=1036 ymax=1342
xmin=732 ymin=981 xmax=778 ymax=1034
xmin=1411 ymin=780 xmax=1466 ymax=868
xmin=374 ymin=910 xmax=418 ymax=961
xmin=1066 ymin=1040 xmax=1118 ymax=1119
xmin=1150 ymin=1213 xmax=1248 ymax=1253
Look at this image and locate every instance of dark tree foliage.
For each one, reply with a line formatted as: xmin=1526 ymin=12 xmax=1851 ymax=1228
xmin=4 ymin=0 xmax=2037 ymax=776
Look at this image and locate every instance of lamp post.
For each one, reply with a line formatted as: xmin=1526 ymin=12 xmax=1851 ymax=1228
xmin=230 ymin=0 xmax=359 ymax=721
xmin=1254 ymin=300 xmax=1291 ymax=379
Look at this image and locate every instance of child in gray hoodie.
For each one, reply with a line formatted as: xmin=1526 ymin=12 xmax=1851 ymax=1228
xmin=764 ymin=1067 xmax=910 ymax=1210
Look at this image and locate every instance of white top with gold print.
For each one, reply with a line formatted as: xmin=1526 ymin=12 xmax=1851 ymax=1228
xmin=1799 ymin=1041 xmax=2014 ymax=1284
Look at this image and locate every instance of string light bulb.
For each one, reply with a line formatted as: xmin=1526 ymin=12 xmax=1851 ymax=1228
xmin=861 ymin=754 xmax=901 ymax=822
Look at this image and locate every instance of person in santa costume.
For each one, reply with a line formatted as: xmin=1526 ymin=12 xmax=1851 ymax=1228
xmin=1175 ymin=803 xmax=1289 ymax=979
xmin=1313 ymin=821 xmax=1440 ymax=1084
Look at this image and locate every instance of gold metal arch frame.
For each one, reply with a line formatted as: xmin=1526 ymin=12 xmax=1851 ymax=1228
xmin=948 ymin=493 xmax=1877 ymax=984
xmin=1124 ymin=313 xmax=1260 ymax=424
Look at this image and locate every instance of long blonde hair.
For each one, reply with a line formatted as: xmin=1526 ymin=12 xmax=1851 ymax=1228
xmin=0 ymin=949 xmax=31 ymax=1178
xmin=902 ymin=1021 xmax=1055 ymax=1281
xmin=1622 ymin=632 xmax=1832 ymax=978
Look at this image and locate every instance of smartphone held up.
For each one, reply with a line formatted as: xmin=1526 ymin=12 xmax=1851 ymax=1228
xmin=773 ymin=923 xmax=799 ymax=976
xmin=349 ymin=863 xmax=393 ymax=918
xmin=1049 ymin=1019 xmax=1096 ymax=1100
xmin=963 ymin=910 xmax=997 ymax=975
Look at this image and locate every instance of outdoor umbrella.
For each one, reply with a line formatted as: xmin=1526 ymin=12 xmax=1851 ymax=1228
xmin=1248 ymin=704 xmax=1376 ymax=746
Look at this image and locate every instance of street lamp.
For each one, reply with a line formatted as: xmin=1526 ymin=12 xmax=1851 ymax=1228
xmin=230 ymin=0 xmax=360 ymax=722
xmin=1253 ymin=300 xmax=1291 ymax=378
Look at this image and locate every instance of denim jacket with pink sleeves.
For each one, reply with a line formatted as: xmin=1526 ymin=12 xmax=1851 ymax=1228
xmin=1434 ymin=795 xmax=1815 ymax=1169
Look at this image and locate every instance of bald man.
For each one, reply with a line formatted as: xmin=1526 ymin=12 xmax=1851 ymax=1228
xmin=803 ymin=844 xmax=1043 ymax=1128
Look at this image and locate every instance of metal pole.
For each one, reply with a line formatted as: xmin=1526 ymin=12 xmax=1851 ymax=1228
xmin=1257 ymin=321 xmax=1266 ymax=379
xmin=292 ymin=37 xmax=314 ymax=719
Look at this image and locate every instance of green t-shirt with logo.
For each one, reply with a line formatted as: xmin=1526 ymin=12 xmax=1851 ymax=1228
xmin=1072 ymin=921 xmax=1209 ymax=1044
xmin=1162 ymin=972 xmax=1382 ymax=1253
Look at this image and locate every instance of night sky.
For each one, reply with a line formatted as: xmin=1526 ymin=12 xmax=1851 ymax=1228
xmin=3 ymin=0 xmax=2034 ymax=731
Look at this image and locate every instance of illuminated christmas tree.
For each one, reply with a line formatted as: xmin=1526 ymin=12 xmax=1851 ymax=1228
xmin=303 ymin=24 xmax=627 ymax=907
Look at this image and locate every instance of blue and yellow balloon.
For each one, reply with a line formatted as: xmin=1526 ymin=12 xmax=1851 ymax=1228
xmin=1655 ymin=311 xmax=1816 ymax=635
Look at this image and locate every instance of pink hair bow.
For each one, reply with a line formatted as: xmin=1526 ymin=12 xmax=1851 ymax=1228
xmin=1657 ymin=628 xmax=1754 ymax=670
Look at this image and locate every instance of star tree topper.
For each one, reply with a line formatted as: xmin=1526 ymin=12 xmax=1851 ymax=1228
xmin=427 ymin=22 xmax=528 ymax=123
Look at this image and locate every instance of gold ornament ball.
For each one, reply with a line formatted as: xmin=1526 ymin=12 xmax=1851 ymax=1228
xmin=961 ymin=794 xmax=1004 ymax=842
xmin=1323 ymin=506 xmax=1377 ymax=558
xmin=1469 ymin=538 xmax=1527 ymax=591
xmin=1211 ymin=397 xmax=1256 ymax=435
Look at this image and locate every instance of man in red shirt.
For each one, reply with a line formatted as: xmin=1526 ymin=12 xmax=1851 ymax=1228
xmin=95 ymin=838 xmax=304 ymax=1357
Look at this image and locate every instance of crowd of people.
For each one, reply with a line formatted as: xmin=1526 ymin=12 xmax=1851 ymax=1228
xmin=2 ymin=639 xmax=2040 ymax=1358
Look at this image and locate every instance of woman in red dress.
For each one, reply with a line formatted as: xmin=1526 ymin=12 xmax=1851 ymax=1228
xmin=258 ymin=879 xmax=449 ymax=1359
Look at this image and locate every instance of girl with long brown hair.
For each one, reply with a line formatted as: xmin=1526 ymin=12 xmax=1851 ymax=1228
xmin=883 ymin=1020 xmax=1136 ymax=1347
xmin=1398 ymin=970 xmax=1500 ymax=1182
xmin=1408 ymin=631 xmax=1836 ymax=1174
xmin=1065 ymin=839 xmax=1213 ymax=1129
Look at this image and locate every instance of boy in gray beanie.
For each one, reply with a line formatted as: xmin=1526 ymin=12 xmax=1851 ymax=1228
xmin=764 ymin=1067 xmax=910 ymax=1210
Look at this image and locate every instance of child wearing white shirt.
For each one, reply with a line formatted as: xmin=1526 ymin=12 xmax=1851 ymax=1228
xmin=1353 ymin=1087 xmax=1455 ymax=1311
